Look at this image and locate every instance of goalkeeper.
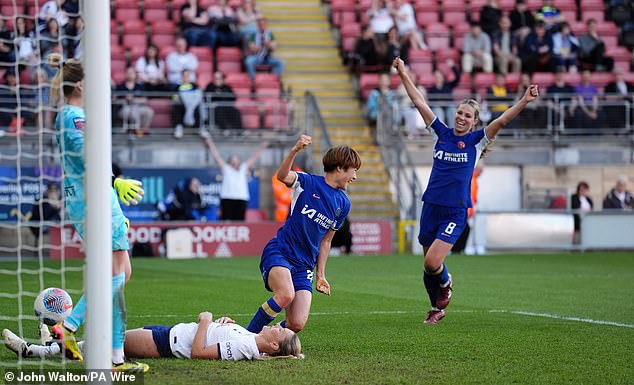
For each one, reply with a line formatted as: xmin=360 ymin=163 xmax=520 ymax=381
xmin=47 ymin=53 xmax=147 ymax=373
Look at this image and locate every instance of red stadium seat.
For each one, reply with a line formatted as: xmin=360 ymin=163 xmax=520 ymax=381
xmin=414 ymin=0 xmax=439 ymax=12
xmin=334 ymin=11 xmax=357 ymax=27
xmin=111 ymin=45 xmax=126 ymax=61
xmin=562 ymin=71 xmax=581 ymax=85
xmin=591 ymin=72 xmax=613 ymax=88
xmin=123 ymin=34 xmax=147 ymax=52
xmin=254 ymin=73 xmax=280 ymax=88
xmin=197 ymin=71 xmax=213 ymax=89
xmin=122 ymin=19 xmax=146 ymax=34
xmin=474 ymin=73 xmax=495 ymax=90
xmin=443 ymin=11 xmax=466 ymax=25
xmin=440 ymin=0 xmax=464 ymax=12
xmin=526 ymin=0 xmax=542 ymax=10
xmin=416 ymin=11 xmax=439 ymax=27
xmin=553 ymin=0 xmax=577 ymax=11
xmin=263 ymin=102 xmax=289 ymax=130
xmin=197 ymin=60 xmax=214 ymax=80
xmin=217 ymin=61 xmax=242 ymax=74
xmin=190 ymin=46 xmax=213 ymax=62
xmin=560 ymin=9 xmax=577 ymax=23
xmin=148 ymin=98 xmax=173 ymax=129
xmin=216 ymin=47 xmax=242 ymax=62
xmin=151 ymin=21 xmax=176 ymax=46
xmin=434 ymin=48 xmax=460 ymax=63
xmin=159 ymin=45 xmax=176 ymax=59
xmin=470 ymin=0 xmax=487 ymax=12
xmin=498 ymin=0 xmax=516 ymax=12
xmin=256 ymin=86 xmax=281 ymax=100
xmin=225 ymin=72 xmax=251 ymax=87
xmin=532 ymin=72 xmax=556 ymax=88
xmin=408 ymin=49 xmax=433 ymax=76
xmin=115 ymin=6 xmax=140 ymax=21
xmin=581 ymin=10 xmax=605 ymax=22
xmin=579 ymin=0 xmax=604 ymax=11
xmin=596 ymin=22 xmax=618 ymax=38
xmin=505 ymin=72 xmax=521 ymax=92
xmin=144 ymin=0 xmax=169 ymax=22
xmin=417 ymin=71 xmax=436 ymax=87
xmin=425 ymin=24 xmax=450 ymax=51
xmin=340 ymin=23 xmax=361 ymax=38
xmin=236 ymin=102 xmax=260 ymax=129
xmin=601 ymin=35 xmax=618 ymax=50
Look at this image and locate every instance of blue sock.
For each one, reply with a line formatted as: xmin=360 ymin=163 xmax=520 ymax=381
xmin=247 ymin=298 xmax=282 ymax=333
xmin=63 ymin=295 xmax=86 ymax=332
xmin=423 ymin=271 xmax=438 ymax=308
xmin=436 ymin=263 xmax=450 ymax=287
xmin=280 ymin=320 xmax=286 ymax=328
xmin=112 ymin=273 xmax=126 ymax=351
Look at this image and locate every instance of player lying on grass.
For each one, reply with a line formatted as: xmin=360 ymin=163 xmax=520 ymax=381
xmin=393 ymin=56 xmax=539 ymax=324
xmin=246 ymin=135 xmax=361 ymax=333
xmin=3 ymin=312 xmax=301 ymax=361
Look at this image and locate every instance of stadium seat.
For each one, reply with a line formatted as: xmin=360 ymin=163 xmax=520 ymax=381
xmin=434 ymin=48 xmax=460 ymax=63
xmin=256 ymin=86 xmax=281 ymax=101
xmin=532 ymin=72 xmax=556 ymax=88
xmin=111 ymin=45 xmax=126 ymax=61
xmin=408 ymin=49 xmax=433 ymax=77
xmin=151 ymin=20 xmax=176 ymax=47
xmin=553 ymin=0 xmax=577 ymax=11
xmin=236 ymin=102 xmax=260 ymax=129
xmin=111 ymin=60 xmax=127 ymax=83
xmin=129 ymin=45 xmax=146 ymax=62
xmin=414 ymin=0 xmax=438 ymax=13
xmin=601 ymin=35 xmax=618 ymax=50
xmin=225 ymin=72 xmax=251 ymax=87
xmin=115 ymin=2 xmax=141 ymax=21
xmin=148 ymin=98 xmax=173 ymax=129
xmin=469 ymin=0 xmax=487 ymax=12
xmin=443 ymin=11 xmax=466 ymax=25
xmin=416 ymin=11 xmax=439 ymax=27
xmin=144 ymin=0 xmax=169 ymax=22
xmin=417 ymin=71 xmax=435 ymax=87
xmin=579 ymin=0 xmax=604 ymax=11
xmin=197 ymin=60 xmax=214 ymax=82
xmin=263 ymin=102 xmax=289 ymax=130
xmin=440 ymin=0 xmax=464 ymax=12
xmin=505 ymin=72 xmax=521 ymax=92
xmin=474 ymin=73 xmax=495 ymax=90
xmin=359 ymin=73 xmax=379 ymax=100
xmin=562 ymin=71 xmax=581 ymax=85
xmin=498 ymin=0 xmax=516 ymax=12
xmin=190 ymin=46 xmax=213 ymax=62
xmin=590 ymin=72 xmax=613 ymax=88
xmin=123 ymin=34 xmax=148 ymax=53
xmin=254 ymin=73 xmax=280 ymax=89
xmin=425 ymin=24 xmax=450 ymax=51
xmin=526 ymin=0 xmax=542 ymax=10
xmin=122 ymin=20 xmax=147 ymax=50
xmin=596 ymin=22 xmax=618 ymax=38
xmin=217 ymin=61 xmax=242 ymax=75
xmin=217 ymin=47 xmax=242 ymax=62
xmin=197 ymin=71 xmax=213 ymax=89
xmin=560 ymin=9 xmax=577 ymax=23
xmin=159 ymin=45 xmax=176 ymax=59
xmin=581 ymin=10 xmax=605 ymax=22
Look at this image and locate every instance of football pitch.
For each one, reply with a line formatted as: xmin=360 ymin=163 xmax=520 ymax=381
xmin=1 ymin=252 xmax=633 ymax=385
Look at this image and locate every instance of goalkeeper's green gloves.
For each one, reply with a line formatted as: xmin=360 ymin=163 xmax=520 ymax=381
xmin=113 ymin=178 xmax=144 ymax=206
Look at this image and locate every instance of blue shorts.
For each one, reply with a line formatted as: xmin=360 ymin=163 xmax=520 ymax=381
xmin=259 ymin=238 xmax=314 ymax=293
xmin=418 ymin=202 xmax=468 ymax=247
xmin=143 ymin=325 xmax=175 ymax=358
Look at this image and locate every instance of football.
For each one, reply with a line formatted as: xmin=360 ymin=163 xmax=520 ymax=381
xmin=33 ymin=288 xmax=73 ymax=326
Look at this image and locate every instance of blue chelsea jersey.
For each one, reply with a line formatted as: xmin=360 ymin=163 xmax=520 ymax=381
xmin=275 ymin=172 xmax=350 ymax=267
xmin=422 ymin=117 xmax=490 ymax=208
xmin=54 ymin=104 xmax=86 ymax=206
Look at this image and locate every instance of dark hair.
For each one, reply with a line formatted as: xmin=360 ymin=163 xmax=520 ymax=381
xmin=576 ymin=181 xmax=589 ymax=194
xmin=323 ymin=146 xmax=362 ymax=173
xmin=144 ymin=44 xmax=160 ymax=67
xmin=48 ymin=53 xmax=84 ymax=102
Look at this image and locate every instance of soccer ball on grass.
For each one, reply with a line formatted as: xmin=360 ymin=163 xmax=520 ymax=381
xmin=34 ymin=288 xmax=73 ymax=326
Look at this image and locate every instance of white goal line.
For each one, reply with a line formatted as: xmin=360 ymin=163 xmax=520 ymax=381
xmin=128 ymin=309 xmax=634 ymax=329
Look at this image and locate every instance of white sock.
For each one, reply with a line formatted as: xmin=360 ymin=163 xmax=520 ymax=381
xmin=62 ymin=320 xmax=77 ymax=333
xmin=26 ymin=343 xmax=61 ymax=358
xmin=112 ymin=347 xmax=125 ymax=365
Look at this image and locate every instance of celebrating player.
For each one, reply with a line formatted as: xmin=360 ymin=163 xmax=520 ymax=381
xmin=246 ymin=135 xmax=361 ymax=333
xmin=3 ymin=312 xmax=301 ymax=361
xmin=393 ymin=56 xmax=539 ymax=324
xmin=47 ymin=53 xmax=147 ymax=372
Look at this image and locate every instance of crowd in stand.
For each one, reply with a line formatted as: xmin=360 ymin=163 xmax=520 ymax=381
xmin=341 ymin=0 xmax=634 ymax=134
xmin=0 ymin=0 xmax=288 ymax=137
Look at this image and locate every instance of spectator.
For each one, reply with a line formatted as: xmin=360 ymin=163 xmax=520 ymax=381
xmin=204 ymin=71 xmax=242 ymax=130
xmin=172 ymin=69 xmax=205 ymax=138
xmin=237 ymin=0 xmax=262 ymax=43
xmin=534 ymin=0 xmax=564 ymax=32
xmin=602 ymin=176 xmax=634 ymax=210
xmin=384 ymin=27 xmax=405 ymax=65
xmin=604 ymin=68 xmax=634 ymax=129
xmin=570 ymin=181 xmax=593 ymax=244
xmin=520 ymin=20 xmax=555 ymax=74
xmin=391 ymin=0 xmax=426 ymax=51
xmin=569 ymin=70 xmax=602 ymax=130
xmin=207 ymin=0 xmax=241 ymax=49
xmin=158 ymin=177 xmax=208 ymax=220
xmin=28 ymin=68 xmax=52 ymax=128
xmin=367 ymin=0 xmax=394 ymax=39
xmin=166 ymin=37 xmax=199 ymax=88
xmin=366 ymin=72 xmax=397 ymax=126
xmin=349 ymin=25 xmax=379 ymax=69
xmin=13 ymin=17 xmax=37 ymax=65
xmin=244 ymin=16 xmax=284 ymax=81
xmin=180 ymin=0 xmax=213 ymax=48
xmin=546 ymin=69 xmax=575 ymax=127
xmin=271 ymin=165 xmax=302 ymax=222
xmin=135 ymin=44 xmax=167 ymax=92
xmin=39 ymin=18 xmax=63 ymax=75
xmin=396 ymin=68 xmax=427 ymax=136
xmin=63 ymin=15 xmax=83 ymax=59
xmin=487 ymin=73 xmax=511 ymax=121
xmin=492 ymin=16 xmax=521 ymax=74
xmin=552 ymin=22 xmax=579 ymax=72
xmin=462 ymin=23 xmax=493 ymax=73
xmin=37 ymin=0 xmax=68 ymax=33
xmin=479 ymin=0 xmax=503 ymax=38
xmin=203 ymin=134 xmax=268 ymax=221
xmin=509 ymin=0 xmax=534 ymax=46
xmin=29 ymin=183 xmax=62 ymax=240
xmin=426 ymin=59 xmax=461 ymax=124
xmin=0 ymin=18 xmax=15 ymax=67
xmin=578 ymin=19 xmax=614 ymax=72
xmin=0 ymin=70 xmax=18 ymax=129
xmin=114 ymin=67 xmax=154 ymax=135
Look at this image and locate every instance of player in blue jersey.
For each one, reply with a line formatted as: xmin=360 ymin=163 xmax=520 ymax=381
xmin=247 ymin=135 xmax=361 ymax=333
xmin=47 ymin=53 xmax=147 ymax=372
xmin=393 ymin=57 xmax=539 ymax=324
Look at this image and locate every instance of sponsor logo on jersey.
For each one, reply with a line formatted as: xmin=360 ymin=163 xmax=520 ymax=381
xmin=301 ymin=204 xmax=335 ymax=229
xmin=224 ymin=342 xmax=233 ymax=359
xmin=433 ymin=150 xmax=469 ymax=163
xmin=73 ymin=118 xmax=85 ymax=130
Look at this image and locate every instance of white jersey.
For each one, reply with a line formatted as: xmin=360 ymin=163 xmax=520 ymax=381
xmin=220 ymin=163 xmax=250 ymax=201
xmin=169 ymin=322 xmax=259 ymax=361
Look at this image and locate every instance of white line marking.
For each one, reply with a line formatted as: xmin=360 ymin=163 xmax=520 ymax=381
xmin=129 ymin=309 xmax=633 ymax=329
xmin=489 ymin=310 xmax=634 ymax=329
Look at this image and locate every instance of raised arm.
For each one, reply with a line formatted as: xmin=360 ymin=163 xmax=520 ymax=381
xmin=277 ymin=135 xmax=311 ymax=186
xmin=485 ymin=84 xmax=539 ymax=139
xmin=203 ymin=135 xmax=225 ymax=168
xmin=191 ymin=312 xmax=220 ymax=360
xmin=315 ymin=229 xmax=335 ymax=296
xmin=392 ymin=57 xmax=436 ymax=126
xmin=245 ymin=141 xmax=269 ymax=169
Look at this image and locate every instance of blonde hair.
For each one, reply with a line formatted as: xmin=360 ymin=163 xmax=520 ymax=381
xmin=256 ymin=333 xmax=303 ymax=360
xmin=457 ymin=98 xmax=492 ymax=157
xmin=47 ymin=53 xmax=84 ymax=103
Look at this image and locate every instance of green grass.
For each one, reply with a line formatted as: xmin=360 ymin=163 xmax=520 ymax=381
xmin=1 ymin=252 xmax=633 ymax=385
